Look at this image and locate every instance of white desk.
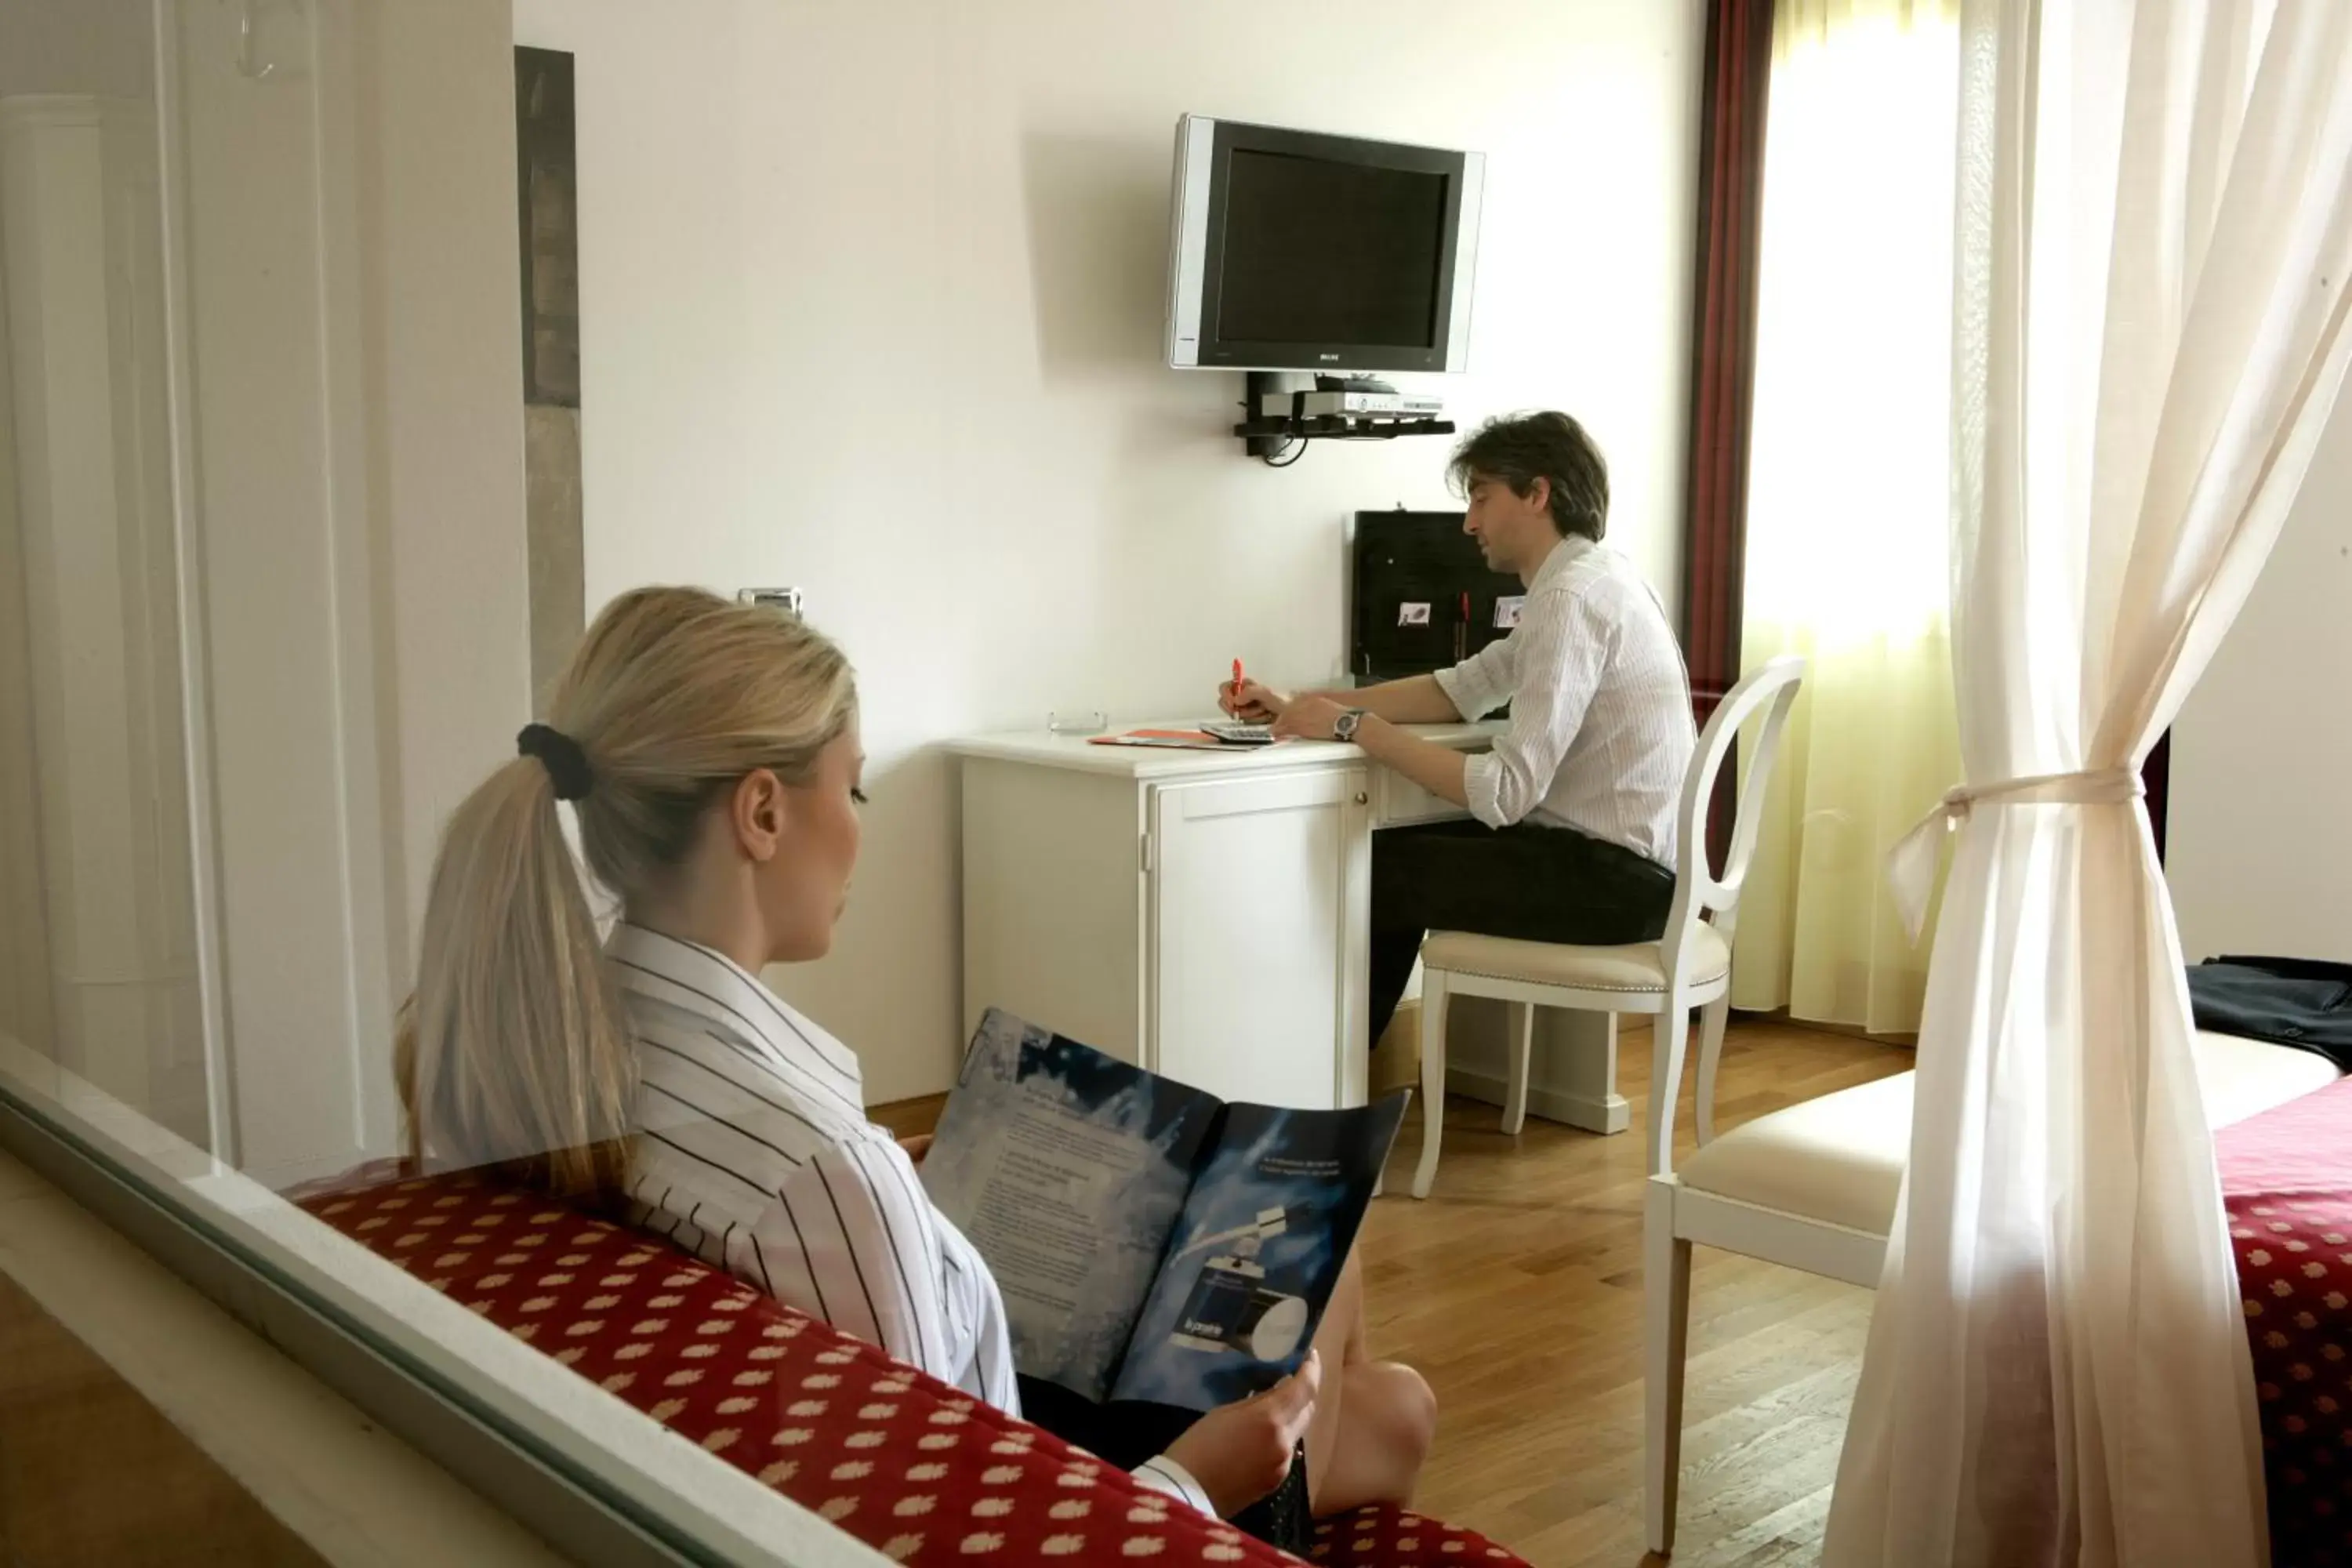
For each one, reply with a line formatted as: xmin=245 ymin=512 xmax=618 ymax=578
xmin=948 ymin=724 xmax=1628 ymax=1131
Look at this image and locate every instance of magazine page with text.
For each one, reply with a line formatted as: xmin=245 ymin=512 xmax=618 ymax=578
xmin=920 ymin=1010 xmax=1218 ymax=1403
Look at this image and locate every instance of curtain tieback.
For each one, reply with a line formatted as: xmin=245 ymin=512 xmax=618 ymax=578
xmin=1886 ymin=767 xmax=2146 ymax=940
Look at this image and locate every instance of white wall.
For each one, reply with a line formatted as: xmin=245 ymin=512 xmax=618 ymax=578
xmin=2169 ymin=393 xmax=2352 ymax=965
xmin=0 ymin=0 xmax=153 ymax=98
xmin=515 ymin=0 xmax=1705 ymax=1103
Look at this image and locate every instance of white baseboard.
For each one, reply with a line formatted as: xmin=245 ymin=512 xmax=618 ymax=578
xmin=1446 ymin=1065 xmax=1631 ymax=1135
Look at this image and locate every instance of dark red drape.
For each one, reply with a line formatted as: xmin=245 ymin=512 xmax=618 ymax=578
xmin=1680 ymin=0 xmax=1777 ymax=873
xmin=2145 ymin=730 xmax=2172 ymax=863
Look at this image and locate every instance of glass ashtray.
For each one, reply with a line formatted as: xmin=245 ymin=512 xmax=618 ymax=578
xmin=1047 ymin=710 xmax=1109 ymax=736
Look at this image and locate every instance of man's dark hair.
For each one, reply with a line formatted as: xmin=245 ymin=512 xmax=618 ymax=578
xmin=1446 ymin=412 xmax=1610 ymax=542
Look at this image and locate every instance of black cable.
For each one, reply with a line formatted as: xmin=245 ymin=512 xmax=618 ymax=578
xmin=1262 ymin=435 xmax=1309 ymax=468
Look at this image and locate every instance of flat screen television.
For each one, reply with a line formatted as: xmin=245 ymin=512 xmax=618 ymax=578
xmin=1165 ymin=116 xmax=1483 ymax=376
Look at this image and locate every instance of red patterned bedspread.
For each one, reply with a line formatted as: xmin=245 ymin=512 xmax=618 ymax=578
xmin=2220 ymin=1073 xmax=2352 ymax=1567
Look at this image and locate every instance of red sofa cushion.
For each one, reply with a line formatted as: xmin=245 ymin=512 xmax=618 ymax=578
xmin=298 ymin=1167 xmax=1528 ymax=1568
xmin=1306 ymin=1506 xmax=1526 ymax=1563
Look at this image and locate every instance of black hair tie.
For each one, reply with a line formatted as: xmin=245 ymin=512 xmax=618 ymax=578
xmin=517 ymin=723 xmax=595 ymax=801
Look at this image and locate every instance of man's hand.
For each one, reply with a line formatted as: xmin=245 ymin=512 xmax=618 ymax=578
xmin=896 ymin=1133 xmax=933 ymax=1165
xmin=1160 ymin=1350 xmax=1320 ymax=1517
xmin=1218 ymin=679 xmax=1289 ymax=723
xmin=1272 ymin=695 xmax=1348 ymax=742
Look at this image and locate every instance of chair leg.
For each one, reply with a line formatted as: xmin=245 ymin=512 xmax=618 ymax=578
xmin=1644 ymin=1181 xmax=1692 ymax=1555
xmin=1501 ymin=1001 xmax=1534 ymax=1135
xmin=1410 ymin=971 xmax=1450 ymax=1200
xmin=1646 ymin=1004 xmax=1693 ymax=1181
xmin=1694 ymin=996 xmax=1732 ymax=1146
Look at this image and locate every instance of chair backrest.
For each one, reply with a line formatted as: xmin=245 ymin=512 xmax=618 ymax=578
xmin=1657 ymin=656 xmax=1806 ymax=964
xmin=1653 ymin=657 xmax=1806 ymax=1003
xmin=1646 ymin=656 xmax=1804 ymax=1174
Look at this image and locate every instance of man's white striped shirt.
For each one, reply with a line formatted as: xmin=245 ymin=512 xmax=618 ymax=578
xmin=1435 ymin=534 xmax=1695 ymax=865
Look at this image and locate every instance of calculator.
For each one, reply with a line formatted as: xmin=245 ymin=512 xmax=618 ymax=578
xmin=1200 ymin=720 xmax=1277 ymax=746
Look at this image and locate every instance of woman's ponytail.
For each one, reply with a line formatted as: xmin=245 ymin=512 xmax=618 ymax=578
xmin=397 ymin=753 xmax=633 ymax=1205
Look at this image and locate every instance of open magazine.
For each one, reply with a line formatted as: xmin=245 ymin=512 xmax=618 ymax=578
xmin=919 ymin=1008 xmax=1407 ymax=1413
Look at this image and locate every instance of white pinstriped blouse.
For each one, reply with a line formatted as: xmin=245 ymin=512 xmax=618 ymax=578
xmin=609 ymin=923 xmax=1211 ymax=1512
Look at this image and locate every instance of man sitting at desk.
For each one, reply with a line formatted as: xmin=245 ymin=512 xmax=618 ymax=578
xmin=1221 ymin=412 xmax=1696 ymax=1046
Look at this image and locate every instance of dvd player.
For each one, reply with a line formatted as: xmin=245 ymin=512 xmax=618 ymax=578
xmin=1258 ymin=390 xmax=1447 ymax=419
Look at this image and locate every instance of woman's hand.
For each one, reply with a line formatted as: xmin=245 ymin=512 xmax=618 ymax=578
xmin=1160 ymin=1350 xmax=1321 ymax=1518
xmin=896 ymin=1133 xmax=933 ymax=1165
xmin=1218 ymin=679 xmax=1289 ymax=723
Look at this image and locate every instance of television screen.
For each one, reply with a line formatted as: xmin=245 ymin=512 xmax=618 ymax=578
xmin=1216 ymin=151 xmax=1451 ymax=351
xmin=1167 ymin=117 xmax=1483 ymax=375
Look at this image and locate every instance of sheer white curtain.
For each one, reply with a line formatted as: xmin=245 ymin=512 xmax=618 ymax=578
xmin=1735 ymin=0 xmax=1963 ymax=1035
xmin=1825 ymin=2 xmax=2352 ymax=1564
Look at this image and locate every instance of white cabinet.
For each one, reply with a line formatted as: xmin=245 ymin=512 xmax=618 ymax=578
xmin=1149 ymin=768 xmax=1369 ymax=1109
xmin=953 ymin=724 xmax=1491 ymax=1112
xmin=953 ymin=722 xmax=1639 ymax=1138
xmin=1370 ymin=764 xmax=1467 ymax=830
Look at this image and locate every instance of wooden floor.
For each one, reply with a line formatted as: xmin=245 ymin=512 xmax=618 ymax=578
xmin=882 ymin=1018 xmax=1910 ymax=1566
xmin=1361 ymin=1018 xmax=1907 ymax=1566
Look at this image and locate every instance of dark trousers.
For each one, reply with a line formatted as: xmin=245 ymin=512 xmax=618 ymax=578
xmin=1369 ymin=819 xmax=1679 ymax=1047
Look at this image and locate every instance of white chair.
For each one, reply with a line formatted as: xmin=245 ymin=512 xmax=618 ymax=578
xmin=1408 ymin=656 xmax=1806 ymax=1204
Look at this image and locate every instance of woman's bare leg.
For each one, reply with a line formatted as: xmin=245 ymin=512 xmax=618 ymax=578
xmin=1302 ymin=1250 xmax=1436 ymax=1516
xmin=1301 ymin=1252 xmax=1360 ymax=1501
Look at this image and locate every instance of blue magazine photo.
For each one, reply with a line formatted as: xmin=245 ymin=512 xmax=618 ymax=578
xmin=920 ymin=1008 xmax=1406 ymax=1411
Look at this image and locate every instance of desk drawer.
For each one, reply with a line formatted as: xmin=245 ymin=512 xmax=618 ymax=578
xmin=1372 ymin=757 xmax=1481 ymax=829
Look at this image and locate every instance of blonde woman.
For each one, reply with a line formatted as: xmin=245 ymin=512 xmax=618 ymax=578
xmin=397 ymin=586 xmax=1435 ymax=1547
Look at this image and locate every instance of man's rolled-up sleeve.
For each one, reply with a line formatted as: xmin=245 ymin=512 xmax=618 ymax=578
xmin=1432 ymin=634 xmax=1514 ymax=723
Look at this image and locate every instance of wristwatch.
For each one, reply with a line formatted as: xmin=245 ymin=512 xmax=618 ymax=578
xmin=1333 ymin=708 xmax=1368 ymax=742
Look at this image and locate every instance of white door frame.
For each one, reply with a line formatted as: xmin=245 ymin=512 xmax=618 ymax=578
xmin=156 ymin=0 xmax=402 ymax=1183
